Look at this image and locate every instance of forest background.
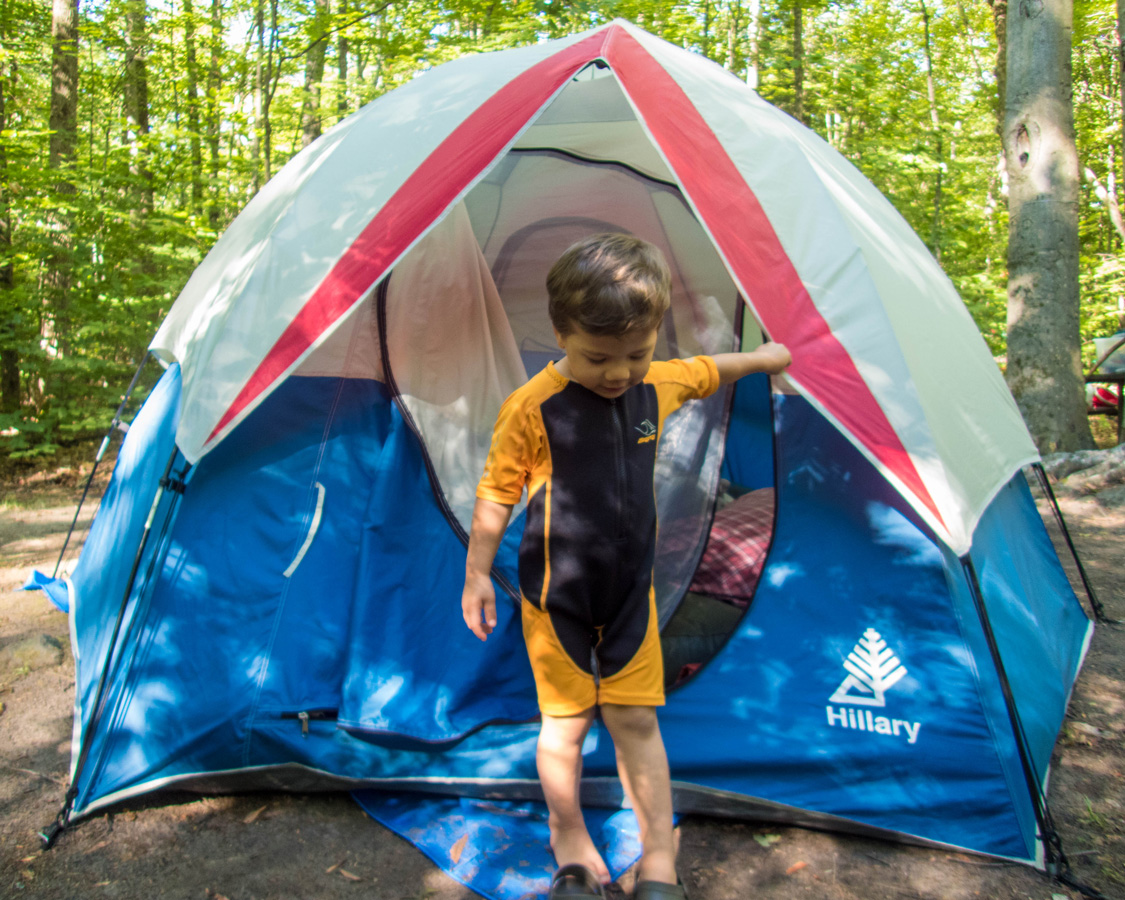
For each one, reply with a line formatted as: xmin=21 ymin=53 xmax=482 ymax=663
xmin=0 ymin=0 xmax=1122 ymax=457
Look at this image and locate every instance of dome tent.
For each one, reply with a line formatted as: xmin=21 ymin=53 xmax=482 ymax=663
xmin=36 ymin=20 xmax=1092 ymax=869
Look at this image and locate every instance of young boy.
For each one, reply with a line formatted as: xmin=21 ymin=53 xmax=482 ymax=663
xmin=461 ymin=234 xmax=790 ymax=900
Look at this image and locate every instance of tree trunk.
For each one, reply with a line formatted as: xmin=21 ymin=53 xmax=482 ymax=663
xmin=988 ymin=0 xmax=1007 ymax=141
xmin=1117 ymin=0 xmax=1125 ymax=237
xmin=207 ymin=0 xmax=222 ymax=226
xmin=746 ymin=0 xmax=760 ymax=88
xmin=301 ymin=0 xmax=329 ymax=147
xmin=726 ymin=0 xmax=741 ymax=73
xmin=251 ymin=0 xmax=263 ymax=193
xmin=920 ymin=0 xmax=944 ymax=263
xmin=0 ymin=33 xmax=17 ymax=414
xmin=123 ymin=0 xmax=153 ymax=214
xmin=1003 ymin=0 xmax=1092 ymax=452
xmin=793 ymin=0 xmax=804 ymax=124
xmin=183 ymin=0 xmax=204 ymax=215
xmin=336 ymin=0 xmax=348 ymax=121
xmin=44 ymin=0 xmax=79 ymax=362
xmin=701 ymin=0 xmax=712 ymax=59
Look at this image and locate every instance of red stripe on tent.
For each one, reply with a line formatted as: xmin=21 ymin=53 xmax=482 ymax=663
xmin=602 ymin=28 xmax=945 ymax=529
xmin=205 ymin=31 xmax=611 ymax=448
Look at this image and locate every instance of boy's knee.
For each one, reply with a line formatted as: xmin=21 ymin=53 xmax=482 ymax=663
xmin=600 ymin=703 xmax=660 ymax=741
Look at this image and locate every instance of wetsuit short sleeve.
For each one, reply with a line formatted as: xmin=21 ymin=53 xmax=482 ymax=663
xmin=646 ymin=356 xmax=720 ymax=425
xmin=476 ymin=391 xmax=538 ymax=505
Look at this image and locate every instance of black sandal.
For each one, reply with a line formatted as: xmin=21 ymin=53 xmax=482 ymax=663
xmin=633 ymin=879 xmax=687 ymax=900
xmin=548 ymin=863 xmax=607 ymax=899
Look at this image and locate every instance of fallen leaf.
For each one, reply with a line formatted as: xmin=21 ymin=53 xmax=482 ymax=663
xmin=242 ymin=804 xmax=268 ymax=824
xmin=95 ymin=881 xmax=111 ymax=887
xmin=205 ymin=891 xmax=231 ymax=900
xmin=338 ymin=869 xmax=362 ymax=882
xmin=325 ymin=859 xmax=345 ymax=874
xmin=20 ymin=856 xmax=37 ymax=863
xmin=84 ymin=840 xmax=109 ymax=855
xmin=753 ymin=833 xmax=781 ymax=848
xmin=786 ymin=861 xmax=808 ymax=875
xmin=450 ymin=833 xmax=469 ymax=864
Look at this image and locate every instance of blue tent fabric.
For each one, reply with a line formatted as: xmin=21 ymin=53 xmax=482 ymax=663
xmin=46 ymin=358 xmax=1091 ymax=868
xmin=353 ymin=792 xmax=651 ymax=900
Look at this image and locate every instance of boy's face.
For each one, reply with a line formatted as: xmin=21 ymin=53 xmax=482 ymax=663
xmin=553 ymin=325 xmax=659 ymax=399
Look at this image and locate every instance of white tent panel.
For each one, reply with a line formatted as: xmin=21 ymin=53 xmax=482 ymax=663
xmin=151 ymin=34 xmax=595 ymax=463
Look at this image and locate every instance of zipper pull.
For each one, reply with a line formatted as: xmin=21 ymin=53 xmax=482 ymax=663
xmin=298 ymin=711 xmax=310 ymax=737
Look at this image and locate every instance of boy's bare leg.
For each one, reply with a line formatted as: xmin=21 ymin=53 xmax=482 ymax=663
xmin=538 ymin=708 xmax=610 ymax=883
xmin=600 ymin=703 xmax=678 ymax=885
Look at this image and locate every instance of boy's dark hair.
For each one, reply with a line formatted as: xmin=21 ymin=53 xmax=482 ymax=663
xmin=547 ymin=233 xmax=671 ymax=336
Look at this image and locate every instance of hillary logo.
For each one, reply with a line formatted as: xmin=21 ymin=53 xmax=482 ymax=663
xmin=825 ymin=628 xmax=921 ymax=744
xmin=635 ymin=419 xmax=656 ymax=443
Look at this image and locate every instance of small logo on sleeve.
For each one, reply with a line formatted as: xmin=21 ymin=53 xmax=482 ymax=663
xmin=635 ymin=419 xmax=657 ymax=443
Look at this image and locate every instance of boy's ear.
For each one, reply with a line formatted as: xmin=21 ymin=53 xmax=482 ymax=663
xmin=553 ymin=327 xmax=567 ymax=350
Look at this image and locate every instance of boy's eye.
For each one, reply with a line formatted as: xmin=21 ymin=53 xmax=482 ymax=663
xmin=629 ymin=353 xmax=647 ymax=360
xmin=586 ymin=356 xmax=607 ymax=364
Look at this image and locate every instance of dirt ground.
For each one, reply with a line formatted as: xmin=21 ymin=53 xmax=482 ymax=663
xmin=0 ymin=445 xmax=1122 ymax=900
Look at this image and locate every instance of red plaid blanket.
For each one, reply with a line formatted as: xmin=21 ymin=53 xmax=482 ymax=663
xmin=689 ymin=488 xmax=775 ymax=606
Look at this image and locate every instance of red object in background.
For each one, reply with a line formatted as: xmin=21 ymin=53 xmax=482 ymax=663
xmin=1091 ymin=385 xmax=1120 ymax=411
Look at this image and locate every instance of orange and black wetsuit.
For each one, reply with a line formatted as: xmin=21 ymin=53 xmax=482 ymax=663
xmin=476 ymin=357 xmax=719 ymax=716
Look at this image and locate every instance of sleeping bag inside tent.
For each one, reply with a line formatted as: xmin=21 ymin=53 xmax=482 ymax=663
xmin=41 ymin=20 xmax=1092 ymax=868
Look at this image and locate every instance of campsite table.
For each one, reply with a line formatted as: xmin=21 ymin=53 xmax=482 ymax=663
xmin=1087 ymin=371 xmax=1125 ymax=445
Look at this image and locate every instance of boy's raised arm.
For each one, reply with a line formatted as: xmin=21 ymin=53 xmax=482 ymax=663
xmin=712 ymin=342 xmax=791 ymax=385
xmin=462 ymin=497 xmax=515 ymax=641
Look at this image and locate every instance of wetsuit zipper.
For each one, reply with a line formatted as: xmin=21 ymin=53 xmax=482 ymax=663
xmin=610 ymin=399 xmax=627 ymax=541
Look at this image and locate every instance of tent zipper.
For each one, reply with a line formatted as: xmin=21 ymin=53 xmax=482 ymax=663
xmin=281 ymin=708 xmax=338 ymax=737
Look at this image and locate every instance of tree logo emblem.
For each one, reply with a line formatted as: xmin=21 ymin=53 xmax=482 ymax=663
xmin=829 ymin=628 xmax=907 ymax=708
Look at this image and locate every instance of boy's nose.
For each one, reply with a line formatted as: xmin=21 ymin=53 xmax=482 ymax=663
xmin=606 ymin=363 xmax=631 ymax=382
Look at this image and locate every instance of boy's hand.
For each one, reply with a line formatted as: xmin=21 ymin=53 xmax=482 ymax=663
xmin=462 ymin=573 xmax=497 ymax=641
xmin=754 ymin=341 xmax=791 ymax=374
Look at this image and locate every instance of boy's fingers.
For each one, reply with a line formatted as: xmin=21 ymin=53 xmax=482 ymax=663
xmin=462 ymin=590 xmax=496 ymax=641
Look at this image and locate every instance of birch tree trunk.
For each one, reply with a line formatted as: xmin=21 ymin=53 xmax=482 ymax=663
xmin=746 ymin=0 xmax=760 ymax=88
xmin=1003 ymin=0 xmax=1092 ymax=451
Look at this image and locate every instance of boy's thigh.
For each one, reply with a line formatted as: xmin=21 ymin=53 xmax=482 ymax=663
xmin=522 ymin=594 xmax=665 ymax=715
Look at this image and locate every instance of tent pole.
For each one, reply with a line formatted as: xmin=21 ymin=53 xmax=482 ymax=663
xmin=52 ymin=353 xmax=153 ymax=579
xmin=40 ymin=448 xmax=188 ymax=849
xmin=960 ymin=556 xmax=1100 ymax=894
xmin=1029 ymin=463 xmax=1112 ymax=624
